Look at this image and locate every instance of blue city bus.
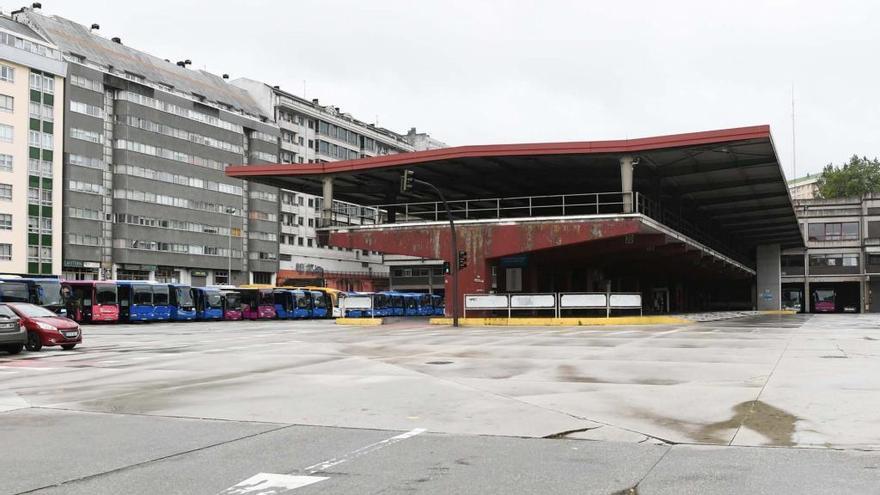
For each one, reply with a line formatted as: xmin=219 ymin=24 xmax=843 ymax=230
xmin=417 ymin=293 xmax=433 ymax=316
xmin=291 ymin=289 xmax=312 ymax=319
xmin=310 ymin=290 xmax=328 ymax=319
xmin=273 ymin=289 xmax=296 ymax=319
xmin=116 ymin=281 xmax=154 ymax=322
xmin=169 ymin=284 xmax=196 ymax=321
xmin=402 ymin=293 xmax=421 ymax=316
xmin=151 ymin=283 xmax=171 ymax=321
xmin=0 ymin=276 xmax=66 ymax=314
xmin=380 ymin=291 xmax=405 ymax=316
xmin=431 ymin=294 xmax=445 ymax=316
xmin=192 ymin=287 xmax=223 ymax=320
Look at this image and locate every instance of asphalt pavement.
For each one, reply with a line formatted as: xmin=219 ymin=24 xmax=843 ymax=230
xmin=1 ymin=314 xmax=879 ymax=494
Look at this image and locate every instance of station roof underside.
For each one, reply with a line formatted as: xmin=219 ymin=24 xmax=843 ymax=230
xmin=227 ymin=125 xmax=803 ymax=250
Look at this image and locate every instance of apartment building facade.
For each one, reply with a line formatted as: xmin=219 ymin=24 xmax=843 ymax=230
xmin=0 ymin=15 xmax=65 ymax=276
xmin=232 ymin=78 xmax=443 ymax=291
xmin=782 ymin=195 xmax=880 ymax=313
xmin=16 ymin=9 xmax=280 ymax=285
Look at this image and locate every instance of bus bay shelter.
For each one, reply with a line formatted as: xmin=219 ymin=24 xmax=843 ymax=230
xmin=228 ymin=125 xmax=803 ymax=315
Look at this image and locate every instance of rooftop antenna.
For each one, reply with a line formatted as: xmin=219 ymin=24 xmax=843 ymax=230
xmin=791 ymin=83 xmax=797 ymax=180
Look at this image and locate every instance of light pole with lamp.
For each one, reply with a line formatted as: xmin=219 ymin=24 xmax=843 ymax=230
xmin=225 ymin=206 xmax=236 ymax=285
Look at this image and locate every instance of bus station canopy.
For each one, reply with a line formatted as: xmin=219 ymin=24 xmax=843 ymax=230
xmin=227 ymin=125 xmax=803 ymax=250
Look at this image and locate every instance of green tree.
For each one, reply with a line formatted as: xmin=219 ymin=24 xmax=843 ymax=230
xmin=817 ymin=155 xmax=880 ymax=199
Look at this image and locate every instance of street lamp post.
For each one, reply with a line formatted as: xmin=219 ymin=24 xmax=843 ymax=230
xmin=401 ymin=170 xmax=460 ymax=327
xmin=226 ymin=207 xmax=235 ymax=285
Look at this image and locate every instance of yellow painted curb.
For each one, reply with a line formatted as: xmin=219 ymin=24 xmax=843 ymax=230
xmin=336 ymin=318 xmax=384 ymax=326
xmin=428 ymin=316 xmax=691 ymax=326
xmin=760 ymin=310 xmax=797 ymax=315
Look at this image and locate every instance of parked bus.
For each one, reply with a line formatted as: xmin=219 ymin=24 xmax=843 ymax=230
xmin=813 ymin=289 xmax=836 ymax=313
xmin=168 ymin=284 xmax=196 ymax=321
xmin=345 ymin=292 xmax=389 ymax=318
xmin=402 ymin=293 xmax=421 ymax=316
xmin=116 ymin=281 xmax=155 ymax=322
xmin=379 ymin=291 xmax=405 ymax=316
xmin=192 ymin=287 xmax=223 ymax=320
xmin=220 ymin=289 xmax=243 ymax=320
xmin=309 ymin=290 xmax=328 ymax=318
xmin=237 ymin=287 xmax=275 ymax=320
xmin=61 ymin=281 xmax=119 ymax=323
xmin=291 ymin=289 xmax=313 ymax=319
xmin=431 ymin=294 xmax=444 ymax=316
xmin=151 ymin=283 xmax=171 ymax=321
xmin=0 ymin=276 xmax=66 ymax=314
xmin=297 ymin=286 xmax=345 ymax=318
xmin=417 ymin=294 xmax=433 ymax=316
xmin=273 ymin=289 xmax=297 ymax=319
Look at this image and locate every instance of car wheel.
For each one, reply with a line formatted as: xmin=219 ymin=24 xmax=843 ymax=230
xmin=60 ymin=344 xmax=77 ymax=351
xmin=25 ymin=332 xmax=42 ymax=352
xmin=5 ymin=344 xmax=23 ymax=355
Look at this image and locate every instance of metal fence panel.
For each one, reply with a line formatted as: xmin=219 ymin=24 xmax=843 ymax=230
xmin=559 ymin=293 xmax=607 ymax=309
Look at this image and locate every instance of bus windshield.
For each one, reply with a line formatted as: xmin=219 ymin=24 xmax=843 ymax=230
xmin=176 ymin=287 xmax=193 ymax=307
xmin=0 ymin=281 xmax=30 ymax=302
xmin=815 ymin=290 xmax=834 ymax=303
xmin=35 ymin=280 xmax=63 ymax=306
xmin=207 ymin=292 xmax=222 ymax=308
xmin=224 ymin=293 xmax=241 ymax=309
xmin=259 ymin=290 xmax=273 ymax=305
xmin=96 ymin=285 xmax=117 ymax=305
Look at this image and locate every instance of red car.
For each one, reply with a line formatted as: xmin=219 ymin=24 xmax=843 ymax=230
xmin=3 ymin=303 xmax=82 ymax=352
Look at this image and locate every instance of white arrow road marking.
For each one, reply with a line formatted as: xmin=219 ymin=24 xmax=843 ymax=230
xmin=216 ymin=473 xmax=327 ymax=495
xmin=217 ymin=428 xmax=426 ymax=494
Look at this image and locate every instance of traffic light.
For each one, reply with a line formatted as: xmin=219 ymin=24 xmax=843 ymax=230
xmin=400 ymin=169 xmax=414 ymax=193
xmin=443 ymin=261 xmax=450 ymax=275
xmin=457 ymin=250 xmax=467 ymax=269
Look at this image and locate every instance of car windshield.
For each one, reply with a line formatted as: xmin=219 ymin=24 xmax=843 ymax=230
xmin=96 ymin=286 xmax=117 ymax=304
xmin=207 ymin=293 xmax=222 ymax=308
xmin=36 ymin=280 xmax=63 ymax=306
xmin=0 ymin=305 xmax=16 ymax=318
xmin=177 ymin=288 xmax=193 ymax=306
xmin=12 ymin=303 xmax=58 ymax=318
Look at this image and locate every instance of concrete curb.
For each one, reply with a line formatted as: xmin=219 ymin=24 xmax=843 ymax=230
xmin=336 ymin=318 xmax=384 ymax=326
xmin=428 ymin=316 xmax=693 ymax=326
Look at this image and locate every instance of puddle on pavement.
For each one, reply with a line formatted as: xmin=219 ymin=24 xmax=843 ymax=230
xmin=557 ymin=365 xmax=681 ymax=385
xmin=426 ymin=361 xmax=453 ymax=365
xmin=697 ymin=400 xmax=799 ymax=446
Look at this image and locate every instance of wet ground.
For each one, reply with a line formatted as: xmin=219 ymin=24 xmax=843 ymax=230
xmin=1 ymin=313 xmax=879 ymax=493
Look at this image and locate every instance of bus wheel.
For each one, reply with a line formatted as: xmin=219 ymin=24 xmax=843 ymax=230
xmin=26 ymin=332 xmax=42 ymax=352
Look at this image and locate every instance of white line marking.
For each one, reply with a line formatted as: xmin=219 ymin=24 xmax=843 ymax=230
xmin=217 ymin=473 xmax=327 ymax=495
xmin=654 ymin=328 xmax=684 ymax=336
xmin=304 ymin=427 xmax=426 ymax=474
xmin=218 ymin=428 xmax=426 ymax=494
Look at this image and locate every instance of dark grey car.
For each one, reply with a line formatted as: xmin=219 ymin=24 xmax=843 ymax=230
xmin=0 ymin=304 xmax=24 ymax=354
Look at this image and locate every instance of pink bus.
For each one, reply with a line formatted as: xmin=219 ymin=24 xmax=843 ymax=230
xmin=237 ymin=288 xmax=276 ymax=320
xmin=61 ymin=281 xmax=119 ymax=323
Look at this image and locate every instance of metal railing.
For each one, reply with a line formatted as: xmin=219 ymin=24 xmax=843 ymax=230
xmin=318 ymin=191 xmax=747 ymax=265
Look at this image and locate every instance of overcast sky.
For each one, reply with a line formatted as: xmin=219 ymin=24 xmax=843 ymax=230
xmin=39 ymin=0 xmax=880 ymax=177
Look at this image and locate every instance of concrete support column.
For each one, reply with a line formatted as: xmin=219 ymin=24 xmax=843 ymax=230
xmin=756 ymin=244 xmax=782 ymax=311
xmin=620 ymin=155 xmax=635 ymax=213
xmin=321 ymin=176 xmax=334 ymax=227
xmin=803 ymin=250 xmax=810 ymax=313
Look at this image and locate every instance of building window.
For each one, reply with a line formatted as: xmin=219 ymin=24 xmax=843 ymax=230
xmin=809 ymin=253 xmax=859 ymax=267
xmin=0 ymin=244 xmax=10 ymax=260
xmin=0 ymin=213 xmax=10 ymax=230
xmin=253 ymin=272 xmax=272 ymax=284
xmin=70 ymin=101 xmax=104 ymax=118
xmin=0 ymin=154 xmax=11 ymax=172
xmin=28 ymin=216 xmax=38 ymax=233
xmin=807 ymin=222 xmax=859 ymax=241
xmin=0 ymin=183 xmax=11 ymax=201
xmin=0 ymin=65 xmax=13 ymax=82
xmin=70 ymin=128 xmax=102 ymax=144
xmin=0 ymin=94 xmax=12 ymax=112
xmin=0 ymin=124 xmax=12 ymax=143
